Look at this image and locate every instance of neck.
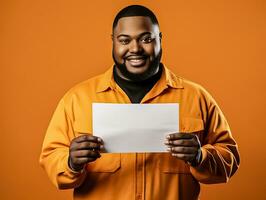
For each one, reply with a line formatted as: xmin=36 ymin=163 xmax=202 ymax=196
xmin=113 ymin=64 xmax=163 ymax=103
xmin=114 ymin=65 xmax=160 ymax=82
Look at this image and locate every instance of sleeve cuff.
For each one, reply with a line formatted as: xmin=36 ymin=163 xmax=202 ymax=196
xmin=189 ymin=147 xmax=208 ymax=170
xmin=59 ymin=152 xmax=86 ymax=178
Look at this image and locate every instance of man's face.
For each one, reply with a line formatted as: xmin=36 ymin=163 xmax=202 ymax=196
xmin=112 ymin=16 xmax=162 ymax=81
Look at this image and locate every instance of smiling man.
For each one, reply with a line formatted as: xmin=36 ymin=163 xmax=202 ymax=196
xmin=112 ymin=10 xmax=163 ymax=103
xmin=40 ymin=5 xmax=240 ymax=200
xmin=113 ymin=15 xmax=161 ymax=80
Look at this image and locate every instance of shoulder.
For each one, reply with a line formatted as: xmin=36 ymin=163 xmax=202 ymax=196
xmin=168 ymin=67 xmax=211 ymax=97
xmin=182 ymin=77 xmax=219 ymax=110
xmin=182 ymin=78 xmax=210 ymax=97
xmin=61 ymin=72 xmax=105 ymax=104
xmin=167 ymin=68 xmax=216 ymax=107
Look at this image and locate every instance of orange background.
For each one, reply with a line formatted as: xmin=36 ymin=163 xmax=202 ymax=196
xmin=1 ymin=0 xmax=265 ymax=199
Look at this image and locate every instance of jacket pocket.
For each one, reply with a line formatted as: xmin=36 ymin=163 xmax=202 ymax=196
xmin=160 ymin=153 xmax=191 ymax=174
xmin=85 ymin=153 xmax=121 ymax=173
xmin=180 ymin=117 xmax=204 ymax=133
xmin=162 ymin=117 xmax=205 ymax=174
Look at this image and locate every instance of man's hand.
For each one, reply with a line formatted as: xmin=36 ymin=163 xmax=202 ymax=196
xmin=164 ymin=132 xmax=202 ymax=166
xmin=68 ymin=134 xmax=103 ymax=172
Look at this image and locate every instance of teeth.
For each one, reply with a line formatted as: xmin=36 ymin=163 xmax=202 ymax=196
xmin=131 ymin=59 xmax=142 ymax=62
xmin=127 ymin=57 xmax=146 ymax=66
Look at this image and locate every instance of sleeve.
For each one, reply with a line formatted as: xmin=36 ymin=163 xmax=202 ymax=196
xmin=39 ymin=98 xmax=87 ymax=189
xmin=190 ymin=94 xmax=240 ymax=184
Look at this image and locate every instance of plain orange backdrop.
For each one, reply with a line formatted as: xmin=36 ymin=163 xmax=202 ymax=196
xmin=1 ymin=0 xmax=266 ymax=199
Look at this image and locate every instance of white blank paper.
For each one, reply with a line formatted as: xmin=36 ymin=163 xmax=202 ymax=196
xmin=92 ymin=103 xmax=179 ymax=153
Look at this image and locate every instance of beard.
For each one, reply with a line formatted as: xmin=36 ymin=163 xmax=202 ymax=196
xmin=112 ymin=48 xmax=162 ymax=82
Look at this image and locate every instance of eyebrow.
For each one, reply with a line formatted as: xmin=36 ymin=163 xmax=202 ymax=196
xmin=116 ymin=32 xmax=152 ymax=39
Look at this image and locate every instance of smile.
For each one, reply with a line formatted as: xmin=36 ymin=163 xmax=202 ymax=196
xmin=126 ymin=56 xmax=147 ymax=67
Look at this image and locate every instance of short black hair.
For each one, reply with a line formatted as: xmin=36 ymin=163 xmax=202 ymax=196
xmin=112 ymin=5 xmax=159 ymax=30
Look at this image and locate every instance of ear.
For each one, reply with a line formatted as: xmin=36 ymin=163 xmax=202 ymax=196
xmin=159 ymin=32 xmax=162 ymax=40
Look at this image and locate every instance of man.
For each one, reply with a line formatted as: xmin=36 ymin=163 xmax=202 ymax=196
xmin=40 ymin=5 xmax=240 ymax=200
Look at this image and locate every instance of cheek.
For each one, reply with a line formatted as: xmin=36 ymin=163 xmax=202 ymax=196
xmin=144 ymin=43 xmax=160 ymax=57
xmin=113 ymin=44 xmax=127 ymax=60
xmin=153 ymin=42 xmax=161 ymax=55
xmin=143 ymin=45 xmax=153 ymax=55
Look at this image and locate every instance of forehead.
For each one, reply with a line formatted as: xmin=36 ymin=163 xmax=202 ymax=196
xmin=114 ymin=16 xmax=159 ymax=36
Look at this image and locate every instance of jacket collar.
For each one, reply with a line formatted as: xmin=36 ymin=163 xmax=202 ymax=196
xmin=96 ymin=64 xmax=184 ymax=93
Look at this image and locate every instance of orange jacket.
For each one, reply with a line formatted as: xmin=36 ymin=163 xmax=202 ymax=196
xmin=39 ymin=65 xmax=240 ymax=200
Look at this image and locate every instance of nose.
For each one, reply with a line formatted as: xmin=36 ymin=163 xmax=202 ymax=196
xmin=129 ymin=40 xmax=143 ymax=53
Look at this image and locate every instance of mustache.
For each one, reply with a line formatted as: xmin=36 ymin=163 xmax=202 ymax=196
xmin=124 ymin=54 xmax=148 ymax=60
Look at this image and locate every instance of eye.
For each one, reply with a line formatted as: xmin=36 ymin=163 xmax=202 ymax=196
xmin=140 ymin=36 xmax=154 ymax=43
xmin=118 ymin=38 xmax=130 ymax=45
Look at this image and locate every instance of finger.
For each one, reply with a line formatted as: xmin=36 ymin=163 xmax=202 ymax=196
xmin=71 ymin=157 xmax=98 ymax=165
xmin=74 ymin=134 xmax=103 ymax=143
xmin=72 ymin=149 xmax=101 ymax=158
xmin=164 ymin=138 xmax=199 ymax=146
xmin=171 ymin=153 xmax=195 ymax=162
xmin=167 ymin=146 xmax=198 ymax=154
xmin=73 ymin=141 xmax=102 ymax=150
xmin=166 ymin=132 xmax=194 ymax=140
